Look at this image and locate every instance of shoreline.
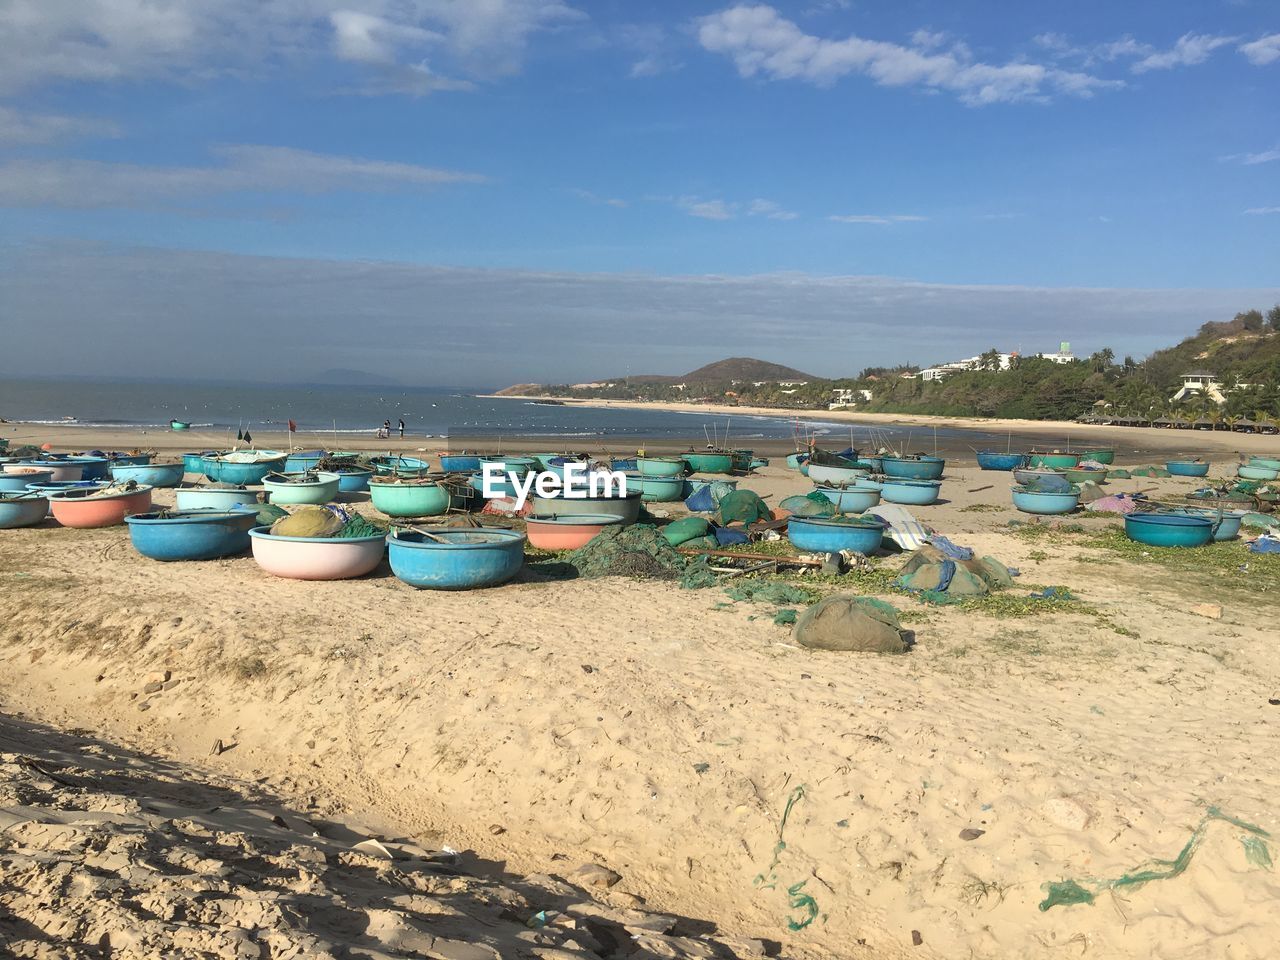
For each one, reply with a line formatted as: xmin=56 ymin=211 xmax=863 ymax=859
xmin=478 ymin=394 xmax=1280 ymax=456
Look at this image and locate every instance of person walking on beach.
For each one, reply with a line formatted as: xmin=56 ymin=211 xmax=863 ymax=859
xmin=398 ymin=418 xmax=405 ymax=438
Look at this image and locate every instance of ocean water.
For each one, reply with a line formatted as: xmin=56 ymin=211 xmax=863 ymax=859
xmin=0 ymin=377 xmax=1100 ymax=454
xmin=0 ymin=378 xmax=829 ymax=442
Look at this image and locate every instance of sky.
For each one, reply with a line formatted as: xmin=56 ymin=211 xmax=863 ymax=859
xmin=0 ymin=0 xmax=1278 ymax=386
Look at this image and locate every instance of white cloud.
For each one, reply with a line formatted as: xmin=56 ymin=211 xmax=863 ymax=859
xmin=0 ymin=145 xmax=487 ymax=208
xmin=570 ymin=188 xmax=627 ymax=208
xmin=1131 ymin=33 xmax=1235 ymax=73
xmin=0 ymin=106 xmax=121 ymax=144
xmin=0 ymin=0 xmax=581 ymax=95
xmin=910 ymin=29 xmax=947 ymax=51
xmin=1244 ymin=206 xmax=1280 ymax=215
xmin=1222 ymin=146 xmax=1280 ymax=165
xmin=681 ymin=198 xmax=735 ymax=220
xmin=696 ymin=5 xmax=1118 ymax=105
xmin=1094 ymin=36 xmax=1154 ymax=63
xmin=829 ymin=213 xmax=927 ymax=225
xmin=748 ymin=198 xmax=798 ymax=220
xmin=1240 ymin=33 xmax=1280 ymax=66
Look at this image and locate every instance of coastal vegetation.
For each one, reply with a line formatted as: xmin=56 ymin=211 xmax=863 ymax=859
xmin=511 ymin=306 xmax=1280 ymax=424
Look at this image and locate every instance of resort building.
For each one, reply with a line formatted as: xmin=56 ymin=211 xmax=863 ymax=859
xmin=919 ymin=342 xmax=1077 ymax=382
xmin=1171 ymin=371 xmax=1228 ymax=405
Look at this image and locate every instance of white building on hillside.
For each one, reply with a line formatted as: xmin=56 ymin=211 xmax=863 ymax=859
xmin=920 ymin=342 xmax=1077 ymax=381
xmin=1171 ymin=371 xmax=1228 ymax=405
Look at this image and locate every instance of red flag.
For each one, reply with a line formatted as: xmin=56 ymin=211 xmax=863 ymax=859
xmin=288 ymin=419 xmax=297 ymax=433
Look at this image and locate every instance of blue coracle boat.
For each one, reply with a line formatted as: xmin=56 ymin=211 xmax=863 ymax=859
xmin=125 ymin=510 xmax=258 ymax=560
xmin=977 ymin=451 xmax=1028 ymax=471
xmin=787 ymin=516 xmax=885 ymax=554
xmin=387 ymin=529 xmax=526 ymax=589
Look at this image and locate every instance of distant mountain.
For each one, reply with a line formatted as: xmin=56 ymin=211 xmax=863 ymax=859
xmin=314 ymin=368 xmax=403 ymax=386
xmin=680 ymin=357 xmax=814 ymax=382
xmin=493 ymin=357 xmax=816 ymax=395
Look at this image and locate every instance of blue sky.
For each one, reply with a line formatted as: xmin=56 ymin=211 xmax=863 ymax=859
xmin=1 ymin=0 xmax=1278 ymax=385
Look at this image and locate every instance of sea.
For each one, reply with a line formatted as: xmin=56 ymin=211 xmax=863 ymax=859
xmin=0 ymin=377 xmax=1087 ymax=454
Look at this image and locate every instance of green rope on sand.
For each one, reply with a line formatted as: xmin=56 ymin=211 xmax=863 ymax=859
xmin=1039 ymin=807 xmax=1272 ymax=911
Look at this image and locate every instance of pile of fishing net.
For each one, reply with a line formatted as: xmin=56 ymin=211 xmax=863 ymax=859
xmin=715 ymin=489 xmax=771 ymax=525
xmin=1129 ymin=465 xmax=1172 ymax=478
xmin=565 ymin=523 xmax=716 ymax=587
xmin=1020 ymin=474 xmax=1073 ymax=493
xmin=270 ymin=505 xmax=387 ymax=539
xmin=794 ymin=594 xmax=908 ymax=653
xmin=778 ymin=491 xmax=837 ymax=518
xmin=683 ymin=480 xmax=739 ymax=512
xmin=897 ymin=542 xmax=1017 ymax=600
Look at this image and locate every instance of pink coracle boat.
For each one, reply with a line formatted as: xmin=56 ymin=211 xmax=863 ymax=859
xmin=247 ymin=526 xmax=385 ymax=580
xmin=5 ymin=462 xmax=83 ymax=482
xmin=47 ymin=486 xmax=153 ymax=528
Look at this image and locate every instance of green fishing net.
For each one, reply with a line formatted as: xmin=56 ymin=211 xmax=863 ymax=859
xmin=724 ymin=580 xmax=820 ymax=606
xmin=1039 ymin=807 xmax=1272 ymax=911
xmin=338 ymin=514 xmax=388 ymax=538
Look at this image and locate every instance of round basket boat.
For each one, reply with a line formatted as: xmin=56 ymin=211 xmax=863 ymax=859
xmin=881 ymin=478 xmax=942 ymax=505
xmin=125 ymin=510 xmax=257 ymax=560
xmin=387 ymin=528 xmax=525 ymax=590
xmin=1238 ymin=463 xmax=1279 ymax=481
xmin=525 ymin=514 xmax=624 ymax=550
xmin=284 ymin=450 xmax=327 ymax=473
xmin=1249 ymin=456 xmax=1280 ymax=471
xmin=1011 ymin=485 xmax=1080 ymax=515
xmin=881 ymin=456 xmax=945 ymax=480
xmin=333 ymin=466 xmax=374 ymax=493
xmin=439 ymin=454 xmax=482 ymax=473
xmin=25 ymin=480 xmax=110 ymax=514
xmin=110 ymin=461 xmax=186 ymax=488
xmin=48 ymin=485 xmax=154 ymax=528
xmin=175 ymin=486 xmax=260 ymax=511
xmin=7 ymin=460 xmax=84 ymax=482
xmin=1063 ymin=466 xmax=1108 ymax=485
xmin=262 ymin=472 xmax=342 ymax=505
xmin=813 ymin=485 xmax=881 ymax=513
xmin=0 ymin=468 xmax=55 ymax=492
xmin=1166 ymin=460 xmax=1210 ymax=477
xmin=622 ymin=473 xmax=685 ymax=502
xmin=683 ymin=452 xmax=735 ymax=474
xmin=110 ymin=453 xmax=153 ymax=466
xmin=637 ymin=456 xmax=686 ymax=478
xmin=1124 ymin=512 xmax=1213 ymax=548
xmin=248 ymin=526 xmax=386 ymax=580
xmin=786 ymin=453 xmax=809 ymax=470
xmin=0 ymin=492 xmax=48 ymax=529
xmin=65 ymin=456 xmax=110 ymax=481
xmin=206 ymin=453 xmax=288 ymax=485
xmin=530 ymin=490 xmax=643 ymax=524
xmin=1159 ymin=507 xmax=1243 ymax=541
xmin=976 ymin=451 xmax=1028 ymax=471
xmin=476 ymin=456 xmax=536 ymax=476
xmin=369 ymin=479 xmax=450 ymax=517
xmin=807 ymin=462 xmax=869 ymax=487
xmin=787 ymin=516 xmax=886 ymax=554
xmin=1077 ymin=448 xmax=1115 ymax=465
xmin=1027 ymin=452 xmax=1080 ymax=470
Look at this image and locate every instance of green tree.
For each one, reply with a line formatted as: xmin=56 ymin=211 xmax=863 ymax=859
xmin=1238 ymin=309 xmax=1265 ymax=333
xmin=1267 ymin=304 xmax=1280 ymax=332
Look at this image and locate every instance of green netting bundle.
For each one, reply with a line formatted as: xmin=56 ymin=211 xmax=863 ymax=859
xmin=717 ymin=489 xmax=771 ymax=525
xmin=780 ymin=494 xmax=836 ymax=517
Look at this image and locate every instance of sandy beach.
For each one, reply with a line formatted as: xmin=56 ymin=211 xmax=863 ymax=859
xmin=4 ymin=433 xmax=1280 ymax=958
xmin=481 ymin=396 xmax=1280 ymax=459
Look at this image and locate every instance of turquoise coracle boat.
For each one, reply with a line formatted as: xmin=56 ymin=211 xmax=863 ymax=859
xmin=880 ymin=456 xmax=945 ymax=480
xmin=1124 ymin=513 xmax=1213 ymax=548
xmin=1011 ymin=485 xmax=1080 ymax=514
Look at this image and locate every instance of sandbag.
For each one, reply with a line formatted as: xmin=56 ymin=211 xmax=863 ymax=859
xmin=794 ymin=595 xmax=907 ymax=654
xmin=271 ymin=505 xmax=343 ymax=538
xmin=663 ymin=516 xmax=711 ymax=546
